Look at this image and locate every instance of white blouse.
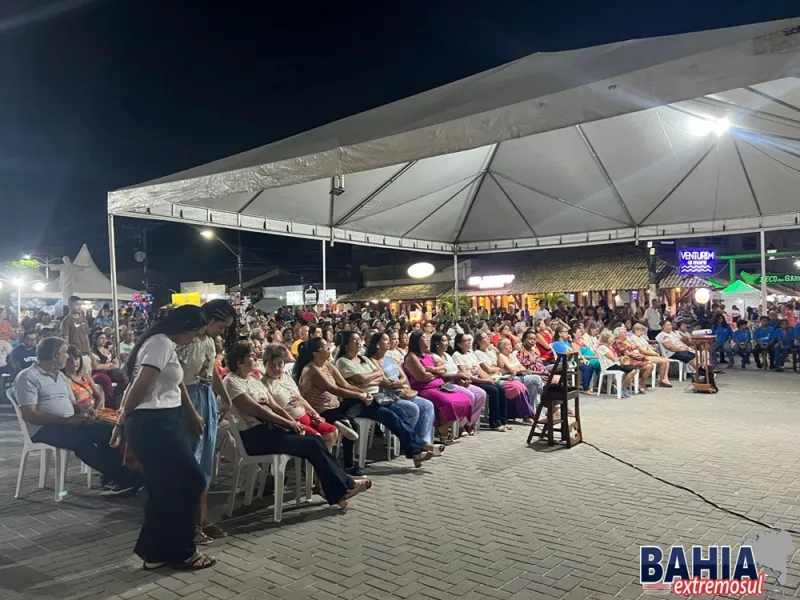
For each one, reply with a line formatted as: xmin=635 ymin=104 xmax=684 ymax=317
xmin=433 ymin=352 xmax=459 ymax=375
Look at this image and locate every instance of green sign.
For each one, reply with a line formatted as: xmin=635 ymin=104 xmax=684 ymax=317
xmin=741 ymin=271 xmax=800 ymax=285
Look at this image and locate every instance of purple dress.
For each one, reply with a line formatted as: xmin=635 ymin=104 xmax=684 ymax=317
xmin=405 ymin=353 xmax=473 ymax=425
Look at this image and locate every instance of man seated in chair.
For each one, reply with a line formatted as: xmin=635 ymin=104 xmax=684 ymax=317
xmin=656 ymin=320 xmax=697 ymax=374
xmin=13 ymin=336 xmax=141 ymax=496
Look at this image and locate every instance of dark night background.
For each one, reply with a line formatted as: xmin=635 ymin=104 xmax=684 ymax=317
xmin=1 ymin=0 xmax=799 ymax=294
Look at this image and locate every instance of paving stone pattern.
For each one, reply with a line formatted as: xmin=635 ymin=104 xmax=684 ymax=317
xmin=0 ymin=368 xmax=798 ymax=599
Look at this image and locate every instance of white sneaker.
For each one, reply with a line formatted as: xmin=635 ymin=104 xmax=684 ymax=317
xmin=335 ymin=420 xmax=359 ymax=441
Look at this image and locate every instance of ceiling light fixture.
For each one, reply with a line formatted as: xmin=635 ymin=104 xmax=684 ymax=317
xmin=407 ymin=262 xmax=435 ymax=279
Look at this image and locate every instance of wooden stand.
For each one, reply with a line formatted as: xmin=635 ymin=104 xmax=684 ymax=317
xmin=689 ymin=336 xmax=717 ymax=394
xmin=527 ymin=353 xmax=583 ymax=448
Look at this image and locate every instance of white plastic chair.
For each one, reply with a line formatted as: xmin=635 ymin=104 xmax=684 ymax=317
xmin=596 ymin=363 xmax=639 ymax=398
xmin=354 ymin=418 xmax=399 ymax=468
xmin=7 ymin=389 xmax=69 ymax=502
xmin=282 ymin=362 xmax=295 ymax=377
xmin=658 ymin=343 xmax=685 ymax=382
xmin=224 ymin=415 xmax=311 ymax=522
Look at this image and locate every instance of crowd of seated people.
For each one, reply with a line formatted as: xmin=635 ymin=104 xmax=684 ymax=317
xmin=5 ymin=295 xmax=800 ymax=573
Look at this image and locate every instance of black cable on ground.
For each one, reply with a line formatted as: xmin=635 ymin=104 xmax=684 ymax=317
xmin=583 ymin=441 xmax=800 ymax=536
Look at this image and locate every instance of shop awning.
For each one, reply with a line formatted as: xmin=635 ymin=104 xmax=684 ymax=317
xmin=337 ymin=282 xmax=454 ymax=303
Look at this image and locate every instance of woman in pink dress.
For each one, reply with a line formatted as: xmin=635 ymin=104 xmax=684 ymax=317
xmin=403 ymin=330 xmax=473 ymax=442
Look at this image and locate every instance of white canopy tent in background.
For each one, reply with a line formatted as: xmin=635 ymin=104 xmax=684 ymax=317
xmin=107 ymin=18 xmax=800 ymax=324
xmin=47 ymin=244 xmax=138 ymax=303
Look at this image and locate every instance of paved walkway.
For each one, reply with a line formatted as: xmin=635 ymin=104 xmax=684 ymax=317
xmin=1 ymin=368 xmax=798 ymax=600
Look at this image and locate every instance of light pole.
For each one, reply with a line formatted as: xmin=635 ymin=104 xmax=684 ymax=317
xmin=200 ymin=230 xmax=243 ymax=291
xmin=22 ymin=254 xmax=56 ymax=280
xmin=0 ymin=278 xmax=47 ymax=320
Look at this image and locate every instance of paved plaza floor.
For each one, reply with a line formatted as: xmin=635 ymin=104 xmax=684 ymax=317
xmin=0 ymin=368 xmax=798 ymax=600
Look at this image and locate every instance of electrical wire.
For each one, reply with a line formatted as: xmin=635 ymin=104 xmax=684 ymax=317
xmin=582 ymin=441 xmax=800 ymax=536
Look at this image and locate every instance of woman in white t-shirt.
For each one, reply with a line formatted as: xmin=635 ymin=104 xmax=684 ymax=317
xmin=223 ymin=341 xmax=370 ymax=509
xmin=452 ymin=333 xmax=510 ymax=432
xmin=113 ymin=305 xmax=215 ymax=572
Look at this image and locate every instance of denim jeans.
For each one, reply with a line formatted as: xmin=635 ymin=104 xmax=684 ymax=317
xmin=773 ymin=345 xmax=790 ymax=368
xmin=731 ymin=343 xmax=751 ymax=366
xmin=358 ymin=402 xmax=426 ymax=459
xmin=388 ymin=398 xmax=435 ymax=445
xmin=710 ymin=340 xmax=733 ymax=366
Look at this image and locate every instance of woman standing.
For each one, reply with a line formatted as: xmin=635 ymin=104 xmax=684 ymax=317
xmin=177 ymin=299 xmax=236 ymax=543
xmin=473 ymin=332 xmax=535 ymax=424
xmin=403 ymin=330 xmax=474 ymax=441
xmin=224 ymin=342 xmax=370 ymax=508
xmin=428 ymin=333 xmax=485 ymax=435
xmin=452 ymin=333 xmax=509 ymax=432
xmin=112 ymin=306 xmax=214 ymax=571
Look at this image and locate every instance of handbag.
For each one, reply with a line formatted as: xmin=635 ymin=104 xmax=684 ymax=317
xmin=439 ymin=383 xmax=457 ymax=393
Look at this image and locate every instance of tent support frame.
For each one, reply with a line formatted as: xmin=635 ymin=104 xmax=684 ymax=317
xmin=733 ymin=138 xmax=762 ymax=216
xmin=760 ymin=230 xmax=767 ymax=314
xmin=108 ymin=214 xmax=120 ymax=360
xmin=576 ymin=124 xmax=636 ymax=226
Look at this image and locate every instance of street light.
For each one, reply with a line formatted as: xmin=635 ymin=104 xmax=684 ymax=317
xmin=200 ymin=229 xmax=243 ymax=290
xmin=22 ymin=254 xmax=56 ymax=280
xmin=0 ymin=277 xmax=47 ymax=318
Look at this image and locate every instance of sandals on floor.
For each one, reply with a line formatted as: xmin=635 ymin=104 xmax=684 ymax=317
xmin=172 ymin=551 xmax=216 ymax=571
xmin=202 ymin=523 xmax=228 ymax=539
xmin=337 ymin=478 xmax=372 ymax=508
xmin=194 ymin=528 xmax=214 ymax=545
xmin=412 ymin=451 xmax=434 ymax=468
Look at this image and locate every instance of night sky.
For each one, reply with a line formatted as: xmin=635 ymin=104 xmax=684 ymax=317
xmin=2 ymin=0 xmax=798 ymax=293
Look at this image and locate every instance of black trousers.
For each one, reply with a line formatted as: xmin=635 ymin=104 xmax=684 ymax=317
xmin=125 ymin=407 xmax=205 ymax=564
xmin=240 ymin=425 xmax=353 ymax=505
xmin=319 ymin=398 xmax=365 ymax=468
xmin=647 ymin=329 xmax=661 ymax=340
xmin=32 ymin=421 xmax=140 ymax=488
xmin=472 ymin=382 xmax=507 ymax=428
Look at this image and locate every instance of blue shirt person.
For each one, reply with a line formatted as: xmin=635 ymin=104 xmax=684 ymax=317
xmin=731 ymin=321 xmax=753 ymax=368
xmin=710 ymin=317 xmax=734 ymax=367
xmin=771 ymin=320 xmax=795 ymax=371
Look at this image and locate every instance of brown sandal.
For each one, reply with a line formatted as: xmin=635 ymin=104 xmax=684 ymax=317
xmin=172 ymin=551 xmax=216 ymax=571
xmin=338 ymin=478 xmax=372 ymax=508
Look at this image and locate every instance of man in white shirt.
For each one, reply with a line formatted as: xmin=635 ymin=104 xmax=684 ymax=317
xmin=644 ymin=299 xmax=663 ymax=340
xmin=656 ymin=320 xmax=696 ymax=371
xmin=14 ymin=337 xmax=141 ymax=495
xmin=533 ymin=300 xmax=551 ymax=322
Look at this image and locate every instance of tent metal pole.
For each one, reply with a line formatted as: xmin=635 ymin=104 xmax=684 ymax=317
xmin=108 ymin=214 xmax=121 ymax=359
xmin=760 ymin=230 xmax=767 ymax=314
xmin=453 ymin=253 xmax=459 ymax=320
xmin=321 ymin=239 xmax=327 ymax=311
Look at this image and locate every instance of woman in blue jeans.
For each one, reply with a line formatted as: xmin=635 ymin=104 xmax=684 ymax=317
xmin=365 ymin=332 xmax=436 ymax=445
xmin=296 ymin=338 xmax=434 ymax=476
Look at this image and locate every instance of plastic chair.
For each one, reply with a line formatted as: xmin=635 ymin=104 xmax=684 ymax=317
xmin=657 ymin=343 xmax=685 ymax=382
xmin=224 ymin=415 xmax=311 ymax=522
xmin=7 ymin=389 xmax=69 ymax=502
xmin=354 ymin=418 xmax=399 ymax=468
xmin=596 ymin=364 xmax=638 ymax=398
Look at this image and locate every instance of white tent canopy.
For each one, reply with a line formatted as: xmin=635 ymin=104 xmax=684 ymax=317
xmin=49 ymin=244 xmax=138 ymax=302
xmin=109 ymin=19 xmax=800 ymax=255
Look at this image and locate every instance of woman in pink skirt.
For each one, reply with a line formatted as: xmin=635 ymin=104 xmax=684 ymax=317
xmin=404 ymin=330 xmax=474 ymax=441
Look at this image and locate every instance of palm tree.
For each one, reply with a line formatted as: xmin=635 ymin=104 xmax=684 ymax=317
xmin=437 ymin=294 xmax=471 ymax=319
xmin=535 ymin=292 xmax=572 ymax=308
